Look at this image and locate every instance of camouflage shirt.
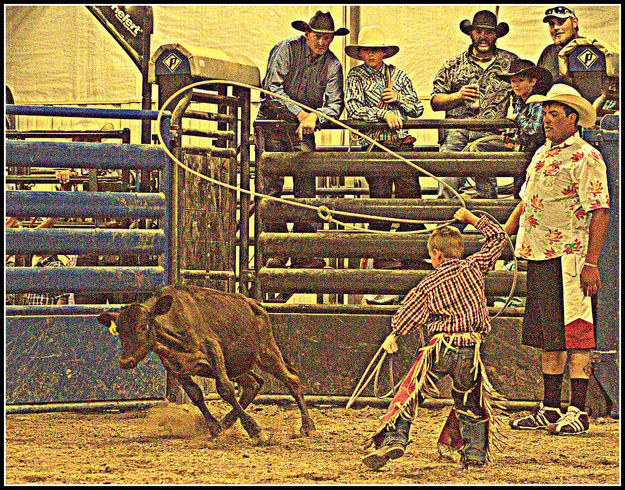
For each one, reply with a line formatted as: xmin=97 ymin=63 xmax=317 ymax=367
xmin=431 ymin=45 xmax=519 ymax=120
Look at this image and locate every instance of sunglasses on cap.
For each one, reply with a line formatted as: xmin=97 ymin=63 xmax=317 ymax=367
xmin=544 ymin=6 xmax=575 ymax=16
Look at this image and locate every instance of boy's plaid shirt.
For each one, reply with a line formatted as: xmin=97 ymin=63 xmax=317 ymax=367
xmin=391 ymin=216 xmax=507 ymax=346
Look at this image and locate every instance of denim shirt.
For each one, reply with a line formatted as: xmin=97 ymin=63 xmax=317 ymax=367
xmin=258 ymin=35 xmax=344 ymax=125
xmin=511 ymin=94 xmax=545 ymax=153
xmin=431 ymin=45 xmax=519 ymax=120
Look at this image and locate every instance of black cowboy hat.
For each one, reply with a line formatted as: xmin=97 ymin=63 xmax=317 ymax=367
xmin=460 ymin=10 xmax=509 ymax=38
xmin=497 ymin=59 xmax=554 ymax=95
xmin=292 ymin=10 xmax=350 ymax=36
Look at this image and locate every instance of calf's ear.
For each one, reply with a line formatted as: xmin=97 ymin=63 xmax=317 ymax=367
xmin=98 ymin=311 xmax=119 ymax=327
xmin=152 ymin=294 xmax=173 ymax=317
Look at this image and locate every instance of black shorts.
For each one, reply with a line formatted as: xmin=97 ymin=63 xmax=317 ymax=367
xmin=522 ymin=256 xmax=597 ymax=351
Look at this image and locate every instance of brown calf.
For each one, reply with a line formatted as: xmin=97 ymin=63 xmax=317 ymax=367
xmin=98 ymin=284 xmax=315 ymax=445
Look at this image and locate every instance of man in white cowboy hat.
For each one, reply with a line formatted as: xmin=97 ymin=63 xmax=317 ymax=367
xmin=537 ymin=6 xmax=583 ymax=81
xmin=257 ymin=10 xmax=349 ymax=269
xmin=431 ymin=9 xmax=519 ymax=200
xmin=345 ymin=25 xmax=426 ymax=303
xmin=504 ymin=84 xmax=610 ymax=436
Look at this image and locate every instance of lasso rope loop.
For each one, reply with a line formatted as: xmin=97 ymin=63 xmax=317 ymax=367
xmin=154 ymin=79 xmax=519 ymax=405
xmin=156 ymin=79 xmax=469 ymax=232
xmin=316 ymin=205 xmax=332 ymax=223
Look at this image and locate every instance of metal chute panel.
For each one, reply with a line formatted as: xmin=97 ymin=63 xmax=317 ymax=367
xmin=6 ymin=315 xmax=166 ymax=404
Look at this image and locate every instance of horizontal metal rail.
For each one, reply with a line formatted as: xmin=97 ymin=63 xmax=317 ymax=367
xmin=255 ymin=118 xmax=517 ymax=131
xmin=184 ymin=145 xmax=237 ymax=158
xmin=6 ymin=140 xmax=168 ymax=170
xmin=258 ymin=198 xmax=519 ymax=224
xmin=6 ymin=304 xmax=125 ymax=316
xmin=182 ymin=127 xmax=236 ymax=140
xmin=5 ymin=105 xmax=167 ymax=120
xmin=6 ymin=129 xmax=129 ymax=140
xmin=6 ymin=228 xmax=166 ymax=255
xmin=6 ymin=266 xmax=167 ymax=294
xmin=183 ymin=109 xmax=236 ymax=124
xmin=191 ymin=91 xmax=241 ymax=107
xmin=5 ymin=399 xmax=166 ymax=414
xmin=180 ymin=269 xmax=237 ymax=280
xmin=262 ymin=303 xmax=526 ymax=317
xmin=258 ymin=232 xmax=517 ymax=260
xmin=258 ymin=269 xmax=525 ymax=296
xmin=5 ymin=175 xmax=126 ymax=185
xmin=6 ymin=190 xmax=166 ymax=219
xmin=259 ymin=150 xmax=529 ymax=177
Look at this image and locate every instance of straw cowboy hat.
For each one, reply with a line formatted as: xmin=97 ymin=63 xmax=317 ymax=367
xmin=292 ymin=10 xmax=349 ymax=36
xmin=345 ymin=26 xmax=400 ymax=60
xmin=460 ymin=10 xmax=509 ymax=38
xmin=71 ymin=119 xmax=114 ymax=132
xmin=527 ymin=83 xmax=597 ymax=127
xmin=496 ymin=59 xmax=554 ymax=95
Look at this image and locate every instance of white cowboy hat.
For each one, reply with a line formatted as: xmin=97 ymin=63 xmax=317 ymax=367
xmin=71 ymin=119 xmax=114 ymax=132
xmin=527 ymin=83 xmax=596 ymax=127
xmin=345 ymin=26 xmax=400 ymax=60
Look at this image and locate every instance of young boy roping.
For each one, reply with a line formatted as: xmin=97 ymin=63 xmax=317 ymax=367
xmin=362 ymin=208 xmax=508 ymax=470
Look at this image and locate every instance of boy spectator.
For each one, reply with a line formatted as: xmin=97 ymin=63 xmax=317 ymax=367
xmin=469 ymin=58 xmax=552 ymax=198
xmin=345 ymin=26 xmax=425 ymax=289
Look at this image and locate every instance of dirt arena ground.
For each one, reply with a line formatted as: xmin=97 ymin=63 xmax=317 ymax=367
xmin=5 ymin=400 xmax=620 ymax=485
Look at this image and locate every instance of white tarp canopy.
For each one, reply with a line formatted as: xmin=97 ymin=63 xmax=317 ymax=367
xmin=6 ymin=4 xmax=620 ymax=106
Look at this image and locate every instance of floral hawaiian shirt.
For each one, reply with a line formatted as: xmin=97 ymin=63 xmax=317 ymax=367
xmin=516 ymin=134 xmax=610 ymax=261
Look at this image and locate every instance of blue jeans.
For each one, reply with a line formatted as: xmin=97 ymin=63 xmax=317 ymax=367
xmin=382 ymin=344 xmax=487 ymax=463
xmin=258 ymin=127 xmax=317 ymax=234
xmin=437 ymin=129 xmax=507 ymax=200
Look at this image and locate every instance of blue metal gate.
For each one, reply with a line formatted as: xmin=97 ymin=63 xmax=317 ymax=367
xmin=584 ymin=114 xmax=620 ymax=417
xmin=5 ymin=106 xmax=173 ymax=407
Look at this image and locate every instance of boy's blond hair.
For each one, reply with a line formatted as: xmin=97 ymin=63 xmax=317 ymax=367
xmin=427 ymin=225 xmax=464 ymax=259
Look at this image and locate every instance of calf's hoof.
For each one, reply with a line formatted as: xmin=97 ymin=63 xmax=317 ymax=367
xmin=251 ymin=430 xmax=268 ymax=446
xmin=300 ymin=421 xmax=317 ymax=438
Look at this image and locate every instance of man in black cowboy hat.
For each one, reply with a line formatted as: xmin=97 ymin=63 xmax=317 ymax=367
xmin=537 ymin=6 xmax=583 ymax=80
xmin=257 ymin=11 xmax=349 ymax=269
xmin=431 ymin=9 xmax=519 ymax=200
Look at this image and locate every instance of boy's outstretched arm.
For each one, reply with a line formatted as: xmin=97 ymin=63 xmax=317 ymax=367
xmin=456 ymin=208 xmax=508 ymax=275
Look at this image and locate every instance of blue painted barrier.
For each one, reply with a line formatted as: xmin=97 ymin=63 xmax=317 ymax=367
xmin=5 ymin=105 xmax=173 ymax=407
xmin=6 ymin=190 xmax=166 ymax=219
xmin=6 ymin=228 xmax=166 ymax=256
xmin=584 ymin=114 xmax=620 ymax=418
